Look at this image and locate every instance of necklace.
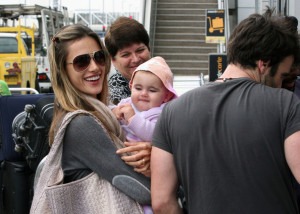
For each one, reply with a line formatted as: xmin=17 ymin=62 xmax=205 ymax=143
xmin=215 ymin=78 xmax=236 ymax=82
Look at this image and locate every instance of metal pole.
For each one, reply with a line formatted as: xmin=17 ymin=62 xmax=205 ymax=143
xmin=103 ymin=0 xmax=106 ymax=25
xmin=218 ymin=0 xmax=225 ymax=53
xmin=140 ymin=0 xmax=146 ymax=25
xmin=225 ymin=0 xmax=230 ymax=45
xmin=89 ymin=0 xmax=92 ymax=26
xmin=103 ymin=0 xmax=105 ymax=14
xmin=24 ymin=0 xmax=27 ymax=26
xmin=113 ymin=0 xmax=115 ymax=15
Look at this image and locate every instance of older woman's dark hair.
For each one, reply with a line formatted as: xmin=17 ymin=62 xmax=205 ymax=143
xmin=227 ymin=8 xmax=300 ymax=72
xmin=105 ymin=17 xmax=150 ymax=58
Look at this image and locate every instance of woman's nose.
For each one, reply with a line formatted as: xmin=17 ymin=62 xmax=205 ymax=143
xmin=131 ymin=53 xmax=140 ymax=63
xmin=89 ymin=58 xmax=99 ymax=72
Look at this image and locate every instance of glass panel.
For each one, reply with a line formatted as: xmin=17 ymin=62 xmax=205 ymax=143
xmin=0 ymin=37 xmax=18 ymax=53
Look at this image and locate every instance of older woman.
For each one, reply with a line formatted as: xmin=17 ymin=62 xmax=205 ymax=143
xmin=105 ymin=17 xmax=152 ymax=177
xmin=105 ymin=16 xmax=151 ymax=105
xmin=30 ymin=24 xmax=150 ymax=213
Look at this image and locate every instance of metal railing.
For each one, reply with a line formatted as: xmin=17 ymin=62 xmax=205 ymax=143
xmin=149 ymin=0 xmax=158 ymax=57
xmin=9 ymin=88 xmax=39 ymax=94
xmin=173 ymin=73 xmax=208 ymax=96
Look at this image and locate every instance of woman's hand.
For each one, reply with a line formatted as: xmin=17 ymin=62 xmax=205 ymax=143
xmin=116 ymin=141 xmax=152 ymax=177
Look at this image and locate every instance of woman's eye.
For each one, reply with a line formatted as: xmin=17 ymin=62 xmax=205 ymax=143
xmin=136 ymin=48 xmax=145 ymax=53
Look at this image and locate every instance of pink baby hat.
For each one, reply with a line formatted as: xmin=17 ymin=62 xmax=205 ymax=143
xmin=129 ymin=56 xmax=178 ymax=99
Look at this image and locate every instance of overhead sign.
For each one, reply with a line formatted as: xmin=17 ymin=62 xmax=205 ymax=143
xmin=209 ymin=53 xmax=227 ymax=82
xmin=206 ymin=9 xmax=225 ymax=44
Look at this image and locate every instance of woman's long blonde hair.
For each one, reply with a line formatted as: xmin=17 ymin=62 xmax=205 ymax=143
xmin=48 ymin=24 xmax=111 ymax=145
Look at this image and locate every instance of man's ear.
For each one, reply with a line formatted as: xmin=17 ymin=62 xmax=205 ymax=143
xmin=258 ymin=60 xmax=270 ymax=74
xmin=163 ymin=91 xmax=174 ymax=103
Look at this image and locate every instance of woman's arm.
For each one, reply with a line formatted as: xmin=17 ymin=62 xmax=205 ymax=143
xmin=62 ymin=115 xmax=151 ymax=204
xmin=127 ymin=113 xmax=157 ymax=141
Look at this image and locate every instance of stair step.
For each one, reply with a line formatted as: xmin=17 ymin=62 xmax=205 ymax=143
xmin=158 ymin=2 xmax=217 ymax=7
xmin=155 ymin=26 xmax=205 ymax=34
xmin=155 ymin=53 xmax=209 ymax=61
xmin=172 ymin=67 xmax=209 ymax=74
xmin=167 ymin=60 xmax=209 ymax=66
xmin=157 ymin=9 xmax=207 ymax=15
xmin=154 ymin=39 xmax=218 ymax=47
xmin=154 ymin=46 xmax=217 ymax=54
xmin=155 ymin=33 xmax=206 ymax=40
xmin=157 ymin=14 xmax=206 ymax=21
xmin=156 ymin=20 xmax=206 ymax=27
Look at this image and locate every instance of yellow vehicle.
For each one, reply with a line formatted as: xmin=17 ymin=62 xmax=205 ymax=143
xmin=0 ymin=4 xmax=69 ymax=93
xmin=0 ymin=24 xmax=36 ymax=89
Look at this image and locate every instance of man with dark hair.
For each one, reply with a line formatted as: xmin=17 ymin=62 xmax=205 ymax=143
xmin=151 ymin=8 xmax=300 ymax=214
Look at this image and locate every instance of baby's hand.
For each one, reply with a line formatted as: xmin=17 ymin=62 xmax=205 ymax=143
xmin=119 ymin=103 xmax=135 ymax=124
xmin=111 ymin=106 xmax=124 ymax=120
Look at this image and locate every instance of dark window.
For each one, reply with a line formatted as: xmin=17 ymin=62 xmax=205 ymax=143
xmin=0 ymin=37 xmax=18 ymax=53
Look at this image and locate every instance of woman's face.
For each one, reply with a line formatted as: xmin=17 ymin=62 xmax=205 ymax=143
xmin=111 ymin=42 xmax=151 ymax=80
xmin=66 ymin=37 xmax=106 ymax=98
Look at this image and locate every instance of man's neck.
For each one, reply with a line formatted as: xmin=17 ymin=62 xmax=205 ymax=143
xmin=218 ymin=64 xmax=260 ymax=82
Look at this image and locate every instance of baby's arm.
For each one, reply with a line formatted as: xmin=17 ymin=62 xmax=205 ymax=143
xmin=127 ymin=114 xmax=158 ymax=141
xmin=119 ymin=104 xmax=157 ymax=141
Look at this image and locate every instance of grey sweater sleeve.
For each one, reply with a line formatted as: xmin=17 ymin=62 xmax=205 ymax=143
xmin=62 ymin=115 xmax=151 ymax=204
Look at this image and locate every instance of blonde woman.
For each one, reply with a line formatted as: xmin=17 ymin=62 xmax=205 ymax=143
xmin=31 ymin=24 xmax=150 ymax=213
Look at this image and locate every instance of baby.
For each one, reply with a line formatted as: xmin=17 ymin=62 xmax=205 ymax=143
xmin=112 ymin=56 xmax=178 ymax=143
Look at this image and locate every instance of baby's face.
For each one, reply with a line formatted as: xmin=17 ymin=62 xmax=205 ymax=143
xmin=131 ymin=71 xmax=169 ymax=112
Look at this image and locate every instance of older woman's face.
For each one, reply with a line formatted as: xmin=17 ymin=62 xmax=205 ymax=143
xmin=66 ymin=37 xmax=106 ymax=98
xmin=111 ymin=42 xmax=150 ymax=80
